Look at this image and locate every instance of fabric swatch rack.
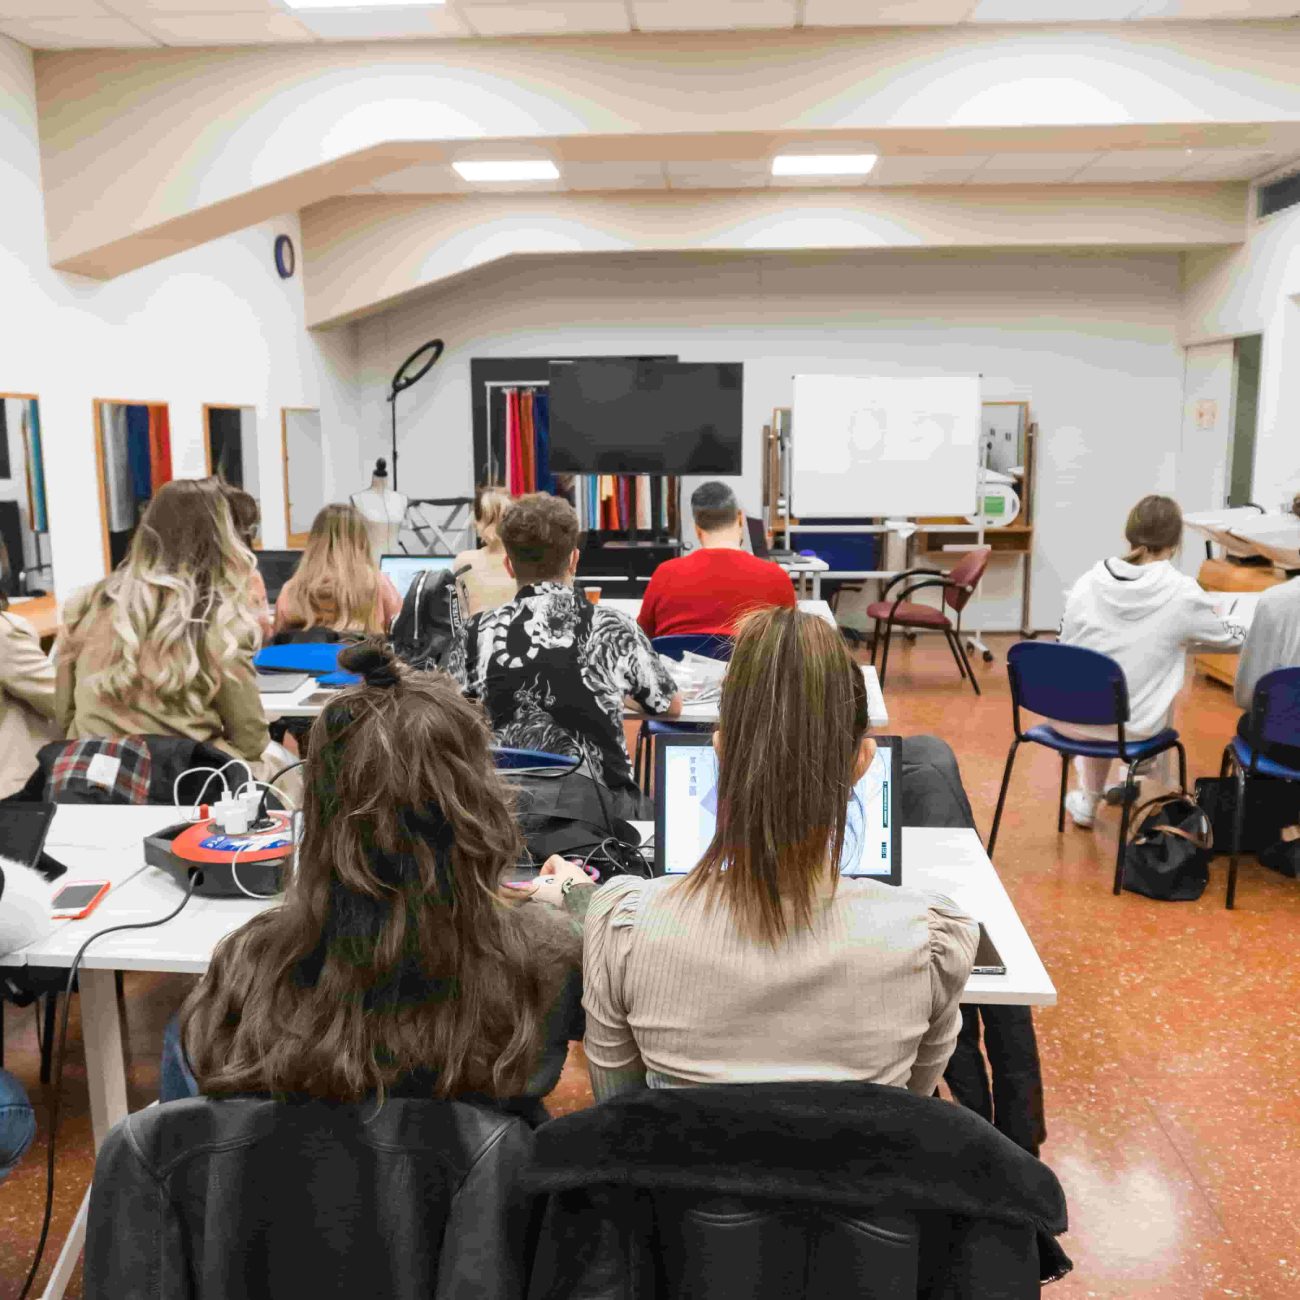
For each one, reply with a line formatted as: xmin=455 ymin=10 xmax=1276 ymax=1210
xmin=470 ymin=357 xmax=682 ymax=541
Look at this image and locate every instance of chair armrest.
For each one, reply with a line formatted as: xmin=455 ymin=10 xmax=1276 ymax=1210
xmin=878 ymin=567 xmax=946 ymax=602
xmin=886 ymin=577 xmax=962 ymax=619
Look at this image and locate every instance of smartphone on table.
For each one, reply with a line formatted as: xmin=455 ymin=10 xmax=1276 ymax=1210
xmin=51 ymin=880 xmax=112 ymax=920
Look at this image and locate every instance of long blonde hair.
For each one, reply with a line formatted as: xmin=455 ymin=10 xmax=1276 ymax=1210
xmin=474 ymin=485 xmax=512 ymax=548
xmin=68 ymin=477 xmax=260 ymax=713
xmin=278 ymin=504 xmax=386 ymax=634
xmin=681 ymin=606 xmax=869 ymax=946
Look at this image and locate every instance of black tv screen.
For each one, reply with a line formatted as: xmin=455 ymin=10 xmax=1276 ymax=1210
xmin=548 ymin=360 xmax=743 ymax=475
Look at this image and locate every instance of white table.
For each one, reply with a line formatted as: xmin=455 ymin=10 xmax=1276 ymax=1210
xmin=776 ymin=556 xmax=829 ymax=600
xmin=4 ymin=813 xmax=1048 ymax=1297
xmin=258 ymin=598 xmax=891 ymax=725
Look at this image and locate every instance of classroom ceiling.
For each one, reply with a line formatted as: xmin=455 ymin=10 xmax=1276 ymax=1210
xmin=343 ymin=147 xmax=1286 ymax=196
xmin=3 ymin=0 xmax=1300 ymax=50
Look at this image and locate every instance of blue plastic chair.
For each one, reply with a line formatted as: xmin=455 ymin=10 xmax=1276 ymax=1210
xmin=1221 ymin=667 xmax=1300 ymax=909
xmin=987 ymin=642 xmax=1187 ymax=896
xmin=492 ymin=746 xmax=576 ymax=772
xmin=633 ymin=634 xmax=732 ymax=794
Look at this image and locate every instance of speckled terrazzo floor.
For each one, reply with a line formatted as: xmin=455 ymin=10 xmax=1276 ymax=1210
xmin=2 ymin=633 xmax=1297 ymax=1298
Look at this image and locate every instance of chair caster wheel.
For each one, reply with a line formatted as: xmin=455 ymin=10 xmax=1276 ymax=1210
xmin=982 ymin=650 xmax=994 ymax=664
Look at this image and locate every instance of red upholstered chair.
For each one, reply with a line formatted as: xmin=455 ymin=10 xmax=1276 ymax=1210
xmin=866 ymin=547 xmax=992 ymax=695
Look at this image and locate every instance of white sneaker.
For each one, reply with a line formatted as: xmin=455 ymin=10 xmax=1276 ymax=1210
xmin=1065 ymin=790 xmax=1100 ymax=829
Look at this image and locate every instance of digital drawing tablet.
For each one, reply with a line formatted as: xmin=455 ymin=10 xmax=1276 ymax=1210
xmin=0 ymin=803 xmax=56 ymax=872
xmin=654 ymin=733 xmax=902 ymax=885
xmin=973 ymin=923 xmax=1006 ymax=976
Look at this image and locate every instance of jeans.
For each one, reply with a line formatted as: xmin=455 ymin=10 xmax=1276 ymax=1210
xmin=0 ymin=1068 xmax=36 ymax=1182
xmin=160 ymin=1015 xmax=199 ymax=1103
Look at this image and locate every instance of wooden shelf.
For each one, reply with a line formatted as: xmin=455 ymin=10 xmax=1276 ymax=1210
xmin=918 ymin=524 xmax=1034 ymax=554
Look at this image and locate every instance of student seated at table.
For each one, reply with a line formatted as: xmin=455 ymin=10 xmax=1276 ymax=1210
xmin=449 ymin=492 xmax=681 ymax=820
xmin=216 ymin=481 xmax=273 ymax=644
xmin=1057 ymin=494 xmax=1243 ymax=827
xmin=169 ymin=642 xmax=588 ymax=1126
xmin=0 ymin=543 xmax=60 ymax=798
xmin=453 ymin=485 xmax=516 ymax=617
xmin=273 ymin=503 xmax=401 ymax=639
xmin=1234 ymin=503 xmax=1300 ymax=766
xmin=637 ymin=481 xmax=795 ymax=639
xmin=576 ymin=605 xmax=978 ymax=1101
xmin=56 ymin=477 xmax=274 ymax=775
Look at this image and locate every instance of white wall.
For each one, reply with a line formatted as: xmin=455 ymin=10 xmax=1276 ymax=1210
xmin=353 ymin=249 xmax=1188 ymax=630
xmin=1182 ymin=196 xmax=1300 ymax=512
xmin=0 ymin=34 xmax=360 ymax=599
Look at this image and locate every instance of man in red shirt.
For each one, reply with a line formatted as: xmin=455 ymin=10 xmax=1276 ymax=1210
xmin=638 ymin=482 xmax=796 ymax=639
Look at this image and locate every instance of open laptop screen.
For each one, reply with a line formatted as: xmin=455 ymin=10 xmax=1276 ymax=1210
xmin=379 ymin=554 xmax=455 ymax=601
xmin=654 ymin=734 xmax=901 ymax=884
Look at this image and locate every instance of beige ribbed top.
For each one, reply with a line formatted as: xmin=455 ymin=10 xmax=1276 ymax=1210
xmin=582 ymin=873 xmax=978 ymax=1103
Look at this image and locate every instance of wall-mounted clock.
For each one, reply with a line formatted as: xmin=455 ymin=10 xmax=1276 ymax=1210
xmin=274 ymin=234 xmax=295 ymax=280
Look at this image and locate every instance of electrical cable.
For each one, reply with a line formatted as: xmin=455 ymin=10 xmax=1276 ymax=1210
xmin=17 ymin=871 xmax=205 ymax=1300
xmin=226 ymin=838 xmax=282 ymax=903
xmin=254 ymin=759 xmax=307 ymax=823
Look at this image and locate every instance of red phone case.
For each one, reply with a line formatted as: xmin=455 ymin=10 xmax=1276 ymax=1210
xmin=51 ymin=881 xmax=111 ymax=920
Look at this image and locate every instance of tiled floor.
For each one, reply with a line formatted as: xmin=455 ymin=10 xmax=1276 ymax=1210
xmin=3 ymin=633 xmax=1299 ymax=1298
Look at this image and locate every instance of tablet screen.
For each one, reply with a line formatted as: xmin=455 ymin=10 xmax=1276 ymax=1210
xmin=657 ymin=739 xmax=897 ymax=882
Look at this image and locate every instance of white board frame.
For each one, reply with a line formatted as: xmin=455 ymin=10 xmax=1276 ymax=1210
xmin=791 ymin=374 xmax=981 ymax=518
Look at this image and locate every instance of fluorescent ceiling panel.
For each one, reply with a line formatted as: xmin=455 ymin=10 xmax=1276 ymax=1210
xmin=461 ymin=2 xmax=629 ymax=35
xmin=282 ymin=0 xmax=442 ymax=9
xmin=772 ymin=154 xmax=879 ymax=176
xmin=453 ymin=160 xmax=560 ymax=181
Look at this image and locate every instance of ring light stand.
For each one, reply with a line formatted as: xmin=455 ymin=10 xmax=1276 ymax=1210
xmin=387 ymin=339 xmax=444 ymax=493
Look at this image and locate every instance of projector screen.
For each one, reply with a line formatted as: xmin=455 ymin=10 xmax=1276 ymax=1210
xmin=548 ymin=359 xmax=743 ymax=475
xmin=791 ymin=374 xmax=981 ymax=518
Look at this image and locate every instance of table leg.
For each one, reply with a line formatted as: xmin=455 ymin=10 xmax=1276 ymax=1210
xmin=40 ymin=1184 xmax=91 ymax=1300
xmin=79 ymin=968 xmax=128 ymax=1150
xmin=812 ymin=573 xmax=821 ymax=601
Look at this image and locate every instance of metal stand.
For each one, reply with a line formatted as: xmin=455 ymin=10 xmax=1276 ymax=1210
xmin=401 ymin=497 xmax=474 ymax=556
xmin=964 ymin=436 xmax=994 ymax=665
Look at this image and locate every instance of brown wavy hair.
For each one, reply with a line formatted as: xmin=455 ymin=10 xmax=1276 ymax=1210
xmin=276 ymin=504 xmax=386 ymax=634
xmin=180 ymin=641 xmax=565 ymax=1101
xmin=681 ymin=606 xmax=869 ymax=946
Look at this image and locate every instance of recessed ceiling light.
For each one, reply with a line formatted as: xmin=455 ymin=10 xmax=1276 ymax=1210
xmin=282 ymin=1 xmax=443 ymax=10
xmin=453 ymin=160 xmax=560 ymax=182
xmin=771 ymin=154 xmax=879 ymax=178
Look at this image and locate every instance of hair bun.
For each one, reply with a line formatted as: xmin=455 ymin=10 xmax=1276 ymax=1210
xmin=338 ymin=640 xmax=402 ymax=689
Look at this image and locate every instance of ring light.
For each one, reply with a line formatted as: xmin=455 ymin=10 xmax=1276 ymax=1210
xmin=386 ymin=338 xmax=445 ymax=491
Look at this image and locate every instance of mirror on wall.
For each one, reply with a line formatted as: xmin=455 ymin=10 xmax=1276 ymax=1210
xmin=94 ymin=398 xmax=173 ymax=572
xmin=281 ymin=407 xmax=323 ymax=548
xmin=0 ymin=392 xmax=53 ymax=609
xmin=204 ymin=405 xmax=260 ymax=511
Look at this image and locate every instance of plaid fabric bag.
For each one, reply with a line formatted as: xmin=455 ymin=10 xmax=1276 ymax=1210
xmin=47 ymin=737 xmax=153 ymax=805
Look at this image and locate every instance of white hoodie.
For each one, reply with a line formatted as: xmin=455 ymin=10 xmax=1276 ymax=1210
xmin=1060 ymin=558 xmax=1244 ymax=736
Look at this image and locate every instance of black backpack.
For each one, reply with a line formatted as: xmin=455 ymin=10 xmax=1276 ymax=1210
xmin=391 ymin=565 xmax=465 ymax=671
xmin=1121 ymin=794 xmax=1212 ymax=901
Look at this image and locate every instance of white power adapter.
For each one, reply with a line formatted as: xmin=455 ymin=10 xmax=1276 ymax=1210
xmin=212 ymin=797 xmax=251 ymax=835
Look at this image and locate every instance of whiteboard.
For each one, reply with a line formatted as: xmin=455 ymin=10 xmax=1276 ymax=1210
xmin=791 ymin=374 xmax=981 ymax=517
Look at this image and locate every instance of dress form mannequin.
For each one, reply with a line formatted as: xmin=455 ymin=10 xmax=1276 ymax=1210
xmin=351 ymin=458 xmax=407 ymax=559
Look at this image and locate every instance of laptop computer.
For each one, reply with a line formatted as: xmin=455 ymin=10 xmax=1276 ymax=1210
xmin=654 ymin=733 xmax=902 ymax=885
xmin=380 ymin=553 xmax=456 ymax=601
xmin=745 ymin=516 xmax=770 ymax=559
xmin=254 ymin=550 xmax=301 ymax=604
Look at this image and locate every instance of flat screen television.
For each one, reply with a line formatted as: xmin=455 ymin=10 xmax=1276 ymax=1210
xmin=548 ymin=359 xmax=743 ymax=475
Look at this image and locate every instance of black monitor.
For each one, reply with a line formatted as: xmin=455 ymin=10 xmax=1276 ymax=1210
xmin=255 ymin=550 xmax=301 ymax=603
xmin=548 ymin=359 xmax=743 ymax=475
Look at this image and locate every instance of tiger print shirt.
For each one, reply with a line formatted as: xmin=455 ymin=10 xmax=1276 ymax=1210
xmin=448 ymin=582 xmax=678 ymax=794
